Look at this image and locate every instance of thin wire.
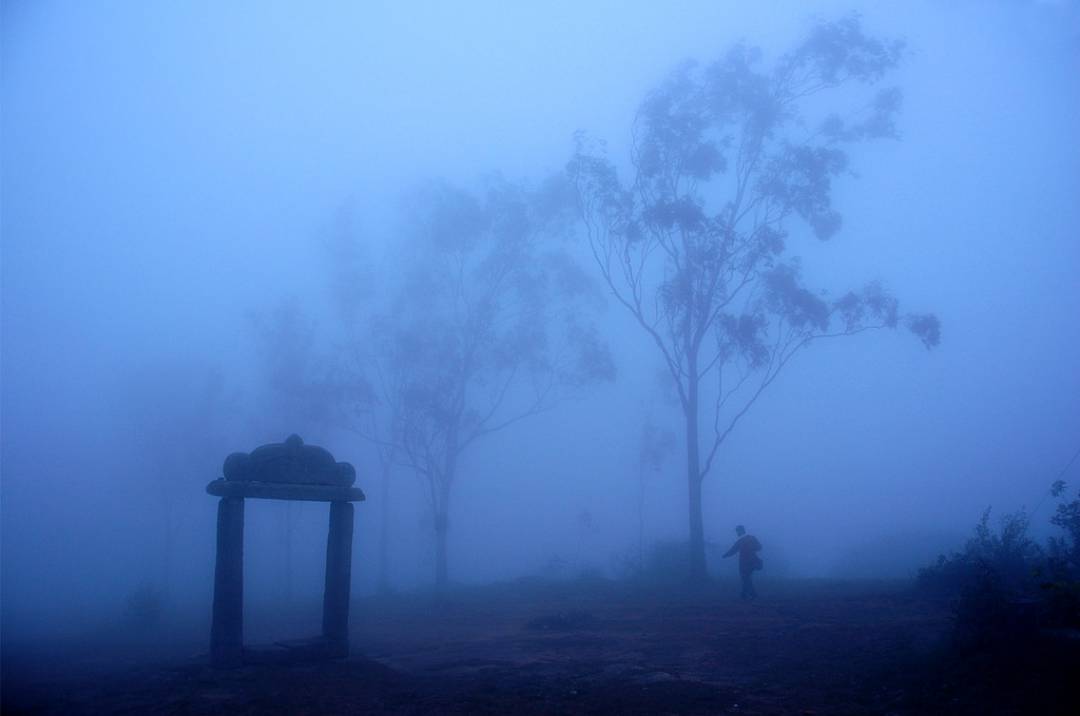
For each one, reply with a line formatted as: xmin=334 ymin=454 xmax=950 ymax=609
xmin=1030 ymin=442 xmax=1080 ymax=517
xmin=1052 ymin=443 xmax=1080 ymax=482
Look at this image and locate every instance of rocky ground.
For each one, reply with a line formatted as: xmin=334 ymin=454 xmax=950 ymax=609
xmin=3 ymin=578 xmax=1077 ymax=714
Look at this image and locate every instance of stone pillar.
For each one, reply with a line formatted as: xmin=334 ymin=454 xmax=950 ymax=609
xmin=211 ymin=496 xmax=244 ymax=667
xmin=322 ymin=501 xmax=354 ymax=656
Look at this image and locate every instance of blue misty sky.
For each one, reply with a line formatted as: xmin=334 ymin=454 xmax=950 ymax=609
xmin=3 ymin=0 xmax=1080 ymax=619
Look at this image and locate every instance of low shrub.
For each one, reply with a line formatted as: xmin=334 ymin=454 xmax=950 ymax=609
xmin=918 ymin=484 xmax=1080 ymax=649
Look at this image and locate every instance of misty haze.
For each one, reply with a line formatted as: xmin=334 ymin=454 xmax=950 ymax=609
xmin=2 ymin=1 xmax=1079 ymax=714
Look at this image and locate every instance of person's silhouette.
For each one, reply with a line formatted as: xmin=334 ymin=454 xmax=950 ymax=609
xmin=723 ymin=525 xmax=762 ymax=600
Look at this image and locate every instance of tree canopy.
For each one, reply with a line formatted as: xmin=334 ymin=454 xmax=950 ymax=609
xmin=353 ymin=177 xmax=615 ymax=585
xmin=569 ymin=15 xmax=940 ymax=580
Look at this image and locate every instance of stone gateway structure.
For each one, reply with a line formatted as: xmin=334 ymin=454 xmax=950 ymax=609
xmin=206 ymin=434 xmax=365 ymax=667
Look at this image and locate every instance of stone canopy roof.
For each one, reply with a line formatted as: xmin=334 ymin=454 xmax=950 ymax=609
xmin=206 ymin=434 xmax=365 ymax=502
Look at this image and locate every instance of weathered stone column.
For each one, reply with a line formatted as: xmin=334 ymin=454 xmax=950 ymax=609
xmin=322 ymin=500 xmax=354 ymax=656
xmin=211 ymin=496 xmax=244 ymax=667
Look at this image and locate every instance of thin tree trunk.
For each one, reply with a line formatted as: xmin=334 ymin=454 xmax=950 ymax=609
xmin=637 ymin=464 xmax=646 ymax=576
xmin=377 ymin=460 xmax=391 ymax=594
xmin=434 ymin=516 xmax=448 ymax=588
xmin=433 ymin=459 xmax=455 ymax=588
xmin=686 ymin=374 xmax=707 ymax=583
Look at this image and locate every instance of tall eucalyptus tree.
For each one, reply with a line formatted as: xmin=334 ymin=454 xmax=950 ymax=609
xmin=569 ymin=17 xmax=940 ymax=581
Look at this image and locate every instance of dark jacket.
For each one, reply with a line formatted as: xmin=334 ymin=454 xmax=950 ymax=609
xmin=724 ymin=534 xmax=762 ymax=574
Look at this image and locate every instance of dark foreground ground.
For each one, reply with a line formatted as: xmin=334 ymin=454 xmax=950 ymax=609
xmin=4 ymin=578 xmax=1078 ymax=715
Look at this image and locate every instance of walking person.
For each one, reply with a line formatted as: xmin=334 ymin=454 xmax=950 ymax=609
xmin=723 ymin=525 xmax=762 ymax=600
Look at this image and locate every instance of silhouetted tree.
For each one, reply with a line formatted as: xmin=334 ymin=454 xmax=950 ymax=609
xmin=381 ymin=177 xmax=615 ymax=587
xmin=569 ymin=16 xmax=940 ymax=582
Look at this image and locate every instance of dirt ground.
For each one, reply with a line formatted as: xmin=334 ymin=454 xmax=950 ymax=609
xmin=3 ymin=578 xmax=1077 ymax=715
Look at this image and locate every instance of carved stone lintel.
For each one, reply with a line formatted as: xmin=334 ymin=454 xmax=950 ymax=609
xmin=206 ymin=478 xmax=365 ymax=503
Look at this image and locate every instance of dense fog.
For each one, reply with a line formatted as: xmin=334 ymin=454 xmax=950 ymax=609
xmin=3 ymin=0 xmax=1079 ymax=650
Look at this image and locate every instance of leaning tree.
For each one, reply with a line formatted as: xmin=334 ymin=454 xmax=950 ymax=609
xmin=568 ymin=16 xmax=940 ymax=582
xmin=371 ymin=177 xmax=614 ymax=587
